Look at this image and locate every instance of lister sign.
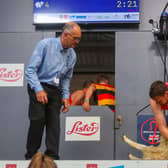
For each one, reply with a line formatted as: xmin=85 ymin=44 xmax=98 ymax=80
xmin=0 ymin=64 xmax=24 ymax=86
xmin=65 ymin=116 xmax=100 ymax=141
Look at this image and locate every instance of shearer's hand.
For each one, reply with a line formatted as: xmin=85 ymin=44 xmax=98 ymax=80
xmin=36 ymin=90 xmax=48 ymax=104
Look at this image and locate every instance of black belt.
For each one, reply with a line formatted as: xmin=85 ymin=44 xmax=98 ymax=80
xmin=41 ymin=82 xmax=59 ymax=89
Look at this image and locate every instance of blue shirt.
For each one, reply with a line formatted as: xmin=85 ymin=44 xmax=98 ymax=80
xmin=25 ymin=37 xmax=76 ymax=99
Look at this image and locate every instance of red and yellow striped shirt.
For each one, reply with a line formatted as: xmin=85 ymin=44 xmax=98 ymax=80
xmin=93 ymin=83 xmax=115 ymax=112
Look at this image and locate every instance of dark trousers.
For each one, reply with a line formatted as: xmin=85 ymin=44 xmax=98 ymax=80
xmin=25 ymin=83 xmax=62 ymax=160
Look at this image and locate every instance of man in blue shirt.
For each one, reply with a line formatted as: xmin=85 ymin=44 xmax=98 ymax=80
xmin=25 ymin=22 xmax=81 ymax=160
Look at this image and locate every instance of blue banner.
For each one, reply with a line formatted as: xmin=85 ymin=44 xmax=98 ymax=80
xmin=34 ymin=0 xmax=139 ymax=13
xmin=137 ymin=115 xmax=168 ymax=146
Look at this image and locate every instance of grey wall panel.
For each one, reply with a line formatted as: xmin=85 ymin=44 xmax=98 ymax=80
xmin=0 ymin=0 xmax=35 ymax=32
xmin=115 ymin=31 xmax=167 ymax=159
xmin=59 ymin=106 xmax=115 ymax=160
xmin=0 ymin=33 xmax=42 ymax=63
xmin=0 ymin=87 xmax=28 ymax=159
xmin=116 ymin=32 xmax=164 ymax=106
xmin=0 ymin=32 xmax=55 ymax=159
xmin=115 ymin=105 xmax=141 ymax=159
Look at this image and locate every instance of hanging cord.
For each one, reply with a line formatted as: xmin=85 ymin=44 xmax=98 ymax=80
xmin=136 ymin=34 xmax=168 ymax=116
xmin=136 ymin=104 xmax=150 ymax=116
xmin=153 ymin=35 xmax=168 ymax=81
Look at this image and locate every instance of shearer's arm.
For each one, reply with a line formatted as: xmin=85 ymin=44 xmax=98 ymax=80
xmin=82 ymin=84 xmax=96 ymax=112
xmin=150 ymin=98 xmax=168 ymax=139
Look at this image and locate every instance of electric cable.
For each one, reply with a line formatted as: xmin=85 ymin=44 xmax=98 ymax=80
xmin=136 ymin=32 xmax=168 ymax=116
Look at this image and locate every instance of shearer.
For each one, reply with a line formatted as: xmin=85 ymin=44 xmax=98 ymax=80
xmin=149 ymin=80 xmax=168 ymax=139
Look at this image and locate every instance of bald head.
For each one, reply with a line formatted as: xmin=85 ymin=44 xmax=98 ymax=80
xmin=63 ymin=22 xmax=81 ymax=36
xmin=61 ymin=22 xmax=81 ymax=48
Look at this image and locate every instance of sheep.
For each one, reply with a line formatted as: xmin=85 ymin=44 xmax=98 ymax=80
xmin=122 ymin=134 xmax=168 ymax=160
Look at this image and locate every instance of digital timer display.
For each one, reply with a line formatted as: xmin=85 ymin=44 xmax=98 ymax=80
xmin=117 ymin=0 xmax=138 ymax=9
xmin=34 ymin=0 xmax=140 ymax=24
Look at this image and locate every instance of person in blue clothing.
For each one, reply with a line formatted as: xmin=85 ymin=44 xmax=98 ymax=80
xmin=25 ymin=22 xmax=81 ymax=160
